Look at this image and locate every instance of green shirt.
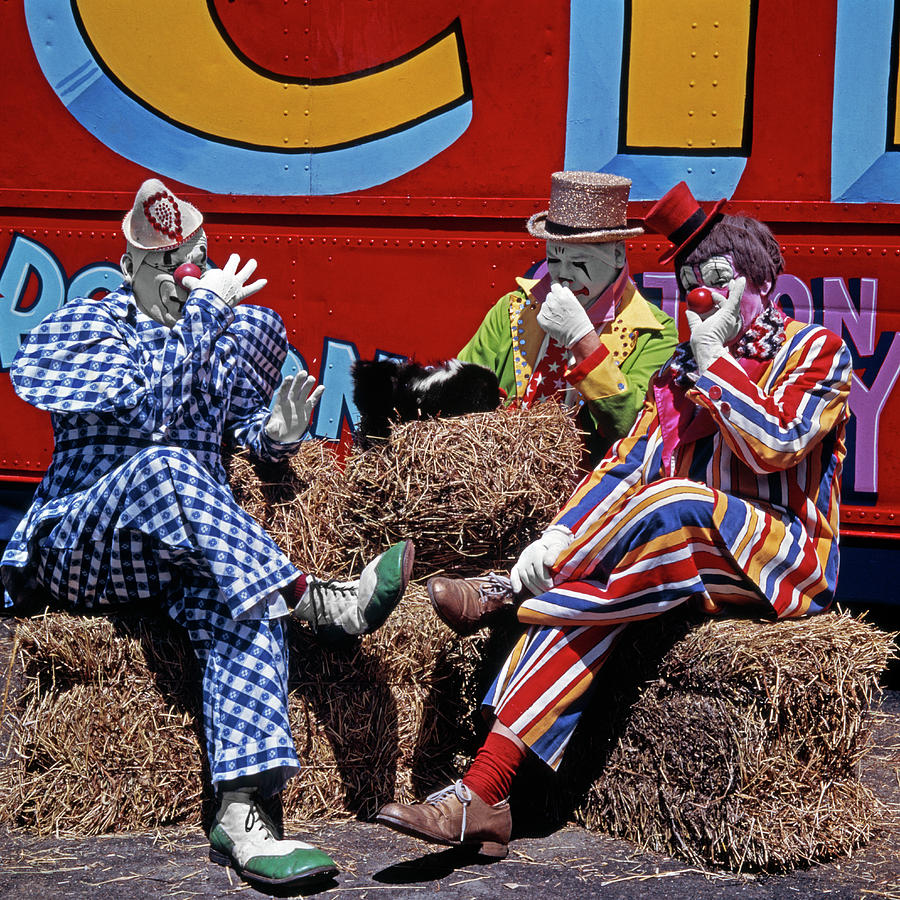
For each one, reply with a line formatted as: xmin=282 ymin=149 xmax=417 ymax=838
xmin=459 ymin=281 xmax=677 ymax=462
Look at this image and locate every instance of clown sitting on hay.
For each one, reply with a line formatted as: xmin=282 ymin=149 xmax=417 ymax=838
xmin=378 ymin=181 xmax=855 ymax=860
xmin=0 ymin=180 xmax=415 ymax=890
xmin=0 ymin=174 xmax=862 ymax=883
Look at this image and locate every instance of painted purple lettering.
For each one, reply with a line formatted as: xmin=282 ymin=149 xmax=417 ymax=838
xmin=821 ymin=277 xmax=877 ymax=355
xmin=641 ymin=272 xmax=680 ymax=320
xmin=849 ymin=332 xmax=900 ymax=492
xmin=772 ymin=274 xmax=813 ymax=324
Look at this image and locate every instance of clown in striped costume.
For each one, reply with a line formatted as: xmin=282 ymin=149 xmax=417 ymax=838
xmin=375 ymin=182 xmax=853 ymax=861
xmin=484 ymin=311 xmax=851 ymax=767
xmin=1 ymin=180 xmax=413 ymax=888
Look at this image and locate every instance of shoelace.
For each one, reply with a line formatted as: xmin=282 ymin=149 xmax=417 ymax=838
xmin=476 ymin=573 xmax=513 ymax=606
xmin=307 ymin=577 xmax=355 ymax=633
xmin=243 ymin=800 xmax=278 ymax=843
xmin=425 ymin=780 xmax=472 ymax=841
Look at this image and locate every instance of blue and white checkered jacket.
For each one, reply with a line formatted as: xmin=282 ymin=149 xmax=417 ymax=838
xmin=1 ymin=285 xmax=299 ymax=610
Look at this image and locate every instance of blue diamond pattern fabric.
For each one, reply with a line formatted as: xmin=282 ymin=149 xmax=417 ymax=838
xmin=1 ymin=285 xmax=307 ymax=788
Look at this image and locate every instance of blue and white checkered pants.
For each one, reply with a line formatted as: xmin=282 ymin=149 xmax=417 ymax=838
xmin=36 ymin=445 xmax=301 ymax=789
xmin=168 ymin=582 xmax=299 ymax=788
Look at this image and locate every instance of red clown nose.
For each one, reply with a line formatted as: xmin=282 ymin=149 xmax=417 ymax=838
xmin=174 ymin=262 xmax=202 ymax=288
xmin=686 ymin=286 xmax=716 ymax=314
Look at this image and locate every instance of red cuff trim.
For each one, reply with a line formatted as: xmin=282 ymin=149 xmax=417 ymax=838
xmin=565 ymin=343 xmax=610 ymax=384
xmin=705 ymin=351 xmax=745 ymax=383
xmin=293 ymin=574 xmax=309 ymax=603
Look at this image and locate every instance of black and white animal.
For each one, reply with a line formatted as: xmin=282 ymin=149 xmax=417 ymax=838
xmin=351 ymin=358 xmax=502 ymax=446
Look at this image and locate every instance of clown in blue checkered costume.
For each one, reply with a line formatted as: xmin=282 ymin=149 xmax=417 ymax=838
xmin=0 ymin=179 xmax=414 ymax=889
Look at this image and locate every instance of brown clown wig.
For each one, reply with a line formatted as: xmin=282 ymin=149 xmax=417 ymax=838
xmin=676 ymin=214 xmax=784 ymax=297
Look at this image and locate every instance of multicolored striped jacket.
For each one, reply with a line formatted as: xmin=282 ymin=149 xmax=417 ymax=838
xmin=551 ymin=317 xmax=853 ymax=618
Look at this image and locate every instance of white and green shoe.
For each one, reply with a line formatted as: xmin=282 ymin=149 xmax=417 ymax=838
xmin=209 ymin=788 xmax=337 ymax=887
xmin=294 ymin=540 xmax=415 ymax=641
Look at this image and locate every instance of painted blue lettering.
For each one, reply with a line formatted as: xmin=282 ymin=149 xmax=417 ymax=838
xmin=0 ymin=235 xmax=66 ymax=369
xmin=67 ymin=263 xmax=123 ymax=302
xmin=312 ymin=338 xmax=361 ymax=441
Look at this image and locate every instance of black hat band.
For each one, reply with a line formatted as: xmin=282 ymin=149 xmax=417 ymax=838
xmin=543 ymin=219 xmax=622 ymax=236
xmin=667 ymin=208 xmax=708 ymax=248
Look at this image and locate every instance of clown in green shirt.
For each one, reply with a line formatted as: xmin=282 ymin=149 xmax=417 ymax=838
xmin=458 ymin=171 xmax=676 ymax=463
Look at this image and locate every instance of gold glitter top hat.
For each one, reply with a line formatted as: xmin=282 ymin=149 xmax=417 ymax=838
xmin=526 ymin=171 xmax=644 ymax=243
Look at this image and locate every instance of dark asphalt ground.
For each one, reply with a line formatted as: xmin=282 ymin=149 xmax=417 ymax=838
xmin=0 ymin=688 xmax=897 ymax=900
xmin=0 ymin=818 xmax=888 ymax=900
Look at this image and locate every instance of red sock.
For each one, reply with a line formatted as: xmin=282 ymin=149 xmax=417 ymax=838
xmin=293 ymin=574 xmax=309 ymax=604
xmin=462 ymin=730 xmax=526 ymax=806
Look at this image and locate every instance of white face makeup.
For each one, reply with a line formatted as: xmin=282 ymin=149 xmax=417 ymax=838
xmin=679 ymin=255 xmax=734 ymax=294
xmin=123 ymin=232 xmax=208 ymax=327
xmin=545 ymin=241 xmax=624 ymax=307
xmin=680 ymin=253 xmax=768 ymax=331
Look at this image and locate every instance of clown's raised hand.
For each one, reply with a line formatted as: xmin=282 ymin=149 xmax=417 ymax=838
xmin=537 ymin=283 xmax=595 ymax=349
xmin=181 ymin=253 xmax=267 ymax=307
xmin=265 ymin=372 xmax=325 ymax=444
xmin=686 ymin=276 xmax=745 ymax=372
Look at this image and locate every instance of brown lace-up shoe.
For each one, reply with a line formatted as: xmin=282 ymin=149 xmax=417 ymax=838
xmin=428 ymin=574 xmax=515 ymax=636
xmin=374 ymin=781 xmax=511 ymax=858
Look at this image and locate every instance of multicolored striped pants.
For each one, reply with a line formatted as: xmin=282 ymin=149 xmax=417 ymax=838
xmin=483 ymin=478 xmax=827 ymax=769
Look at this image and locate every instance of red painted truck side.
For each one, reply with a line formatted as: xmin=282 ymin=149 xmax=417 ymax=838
xmin=1 ymin=1 xmax=899 ymax=567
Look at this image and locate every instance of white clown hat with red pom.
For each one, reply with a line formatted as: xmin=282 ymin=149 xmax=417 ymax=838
xmin=122 ymin=178 xmax=203 ymax=251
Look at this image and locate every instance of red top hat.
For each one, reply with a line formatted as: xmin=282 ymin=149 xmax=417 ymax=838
xmin=643 ymin=181 xmax=726 ymax=265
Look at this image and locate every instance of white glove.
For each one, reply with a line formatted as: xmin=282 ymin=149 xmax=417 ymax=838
xmin=510 ymin=524 xmax=573 ymax=596
xmin=537 ymin=283 xmax=595 ymax=349
xmin=685 ymin=276 xmax=745 ymax=372
xmin=181 ymin=253 xmax=267 ymax=307
xmin=264 ymin=372 xmax=325 ymax=443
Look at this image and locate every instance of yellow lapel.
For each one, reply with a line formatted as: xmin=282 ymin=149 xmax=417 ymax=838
xmin=598 ymin=283 xmax=664 ymax=364
xmin=509 ymin=277 xmax=549 ymax=400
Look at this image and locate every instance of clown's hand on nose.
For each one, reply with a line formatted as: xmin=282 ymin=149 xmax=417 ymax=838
xmin=264 ymin=371 xmax=325 ymax=444
xmin=686 ymin=276 xmax=745 ymax=372
xmin=537 ymin=283 xmax=595 ymax=349
xmin=180 ymin=253 xmax=267 ymax=307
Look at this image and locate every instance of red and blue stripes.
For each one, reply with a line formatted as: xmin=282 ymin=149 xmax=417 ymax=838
xmin=482 ymin=318 xmax=851 ymax=768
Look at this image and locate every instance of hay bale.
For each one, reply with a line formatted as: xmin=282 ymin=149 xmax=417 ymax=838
xmin=228 ymin=402 xmax=584 ymax=577
xmin=0 ymin=614 xmax=205 ymax=834
xmin=1 ymin=409 xmax=894 ymax=872
xmin=0 ymin=585 xmax=503 ymax=835
xmin=228 ymin=439 xmax=354 ymax=578
xmin=576 ymin=612 xmax=897 ymax=872
xmin=278 ymin=582 xmax=494 ymax=820
xmin=0 ymin=596 xmax=893 ymax=876
xmin=340 ymin=404 xmax=583 ymax=573
xmin=0 ymin=403 xmax=580 ymax=835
